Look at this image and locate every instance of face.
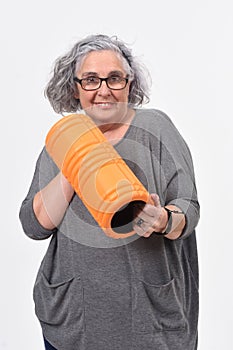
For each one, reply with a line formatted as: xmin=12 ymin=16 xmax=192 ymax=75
xmin=75 ymin=50 xmax=131 ymax=125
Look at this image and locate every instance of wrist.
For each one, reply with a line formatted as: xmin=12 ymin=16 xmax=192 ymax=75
xmin=155 ymin=206 xmax=184 ymax=236
xmin=60 ymin=173 xmax=74 ymax=201
xmin=160 ymin=207 xmax=169 ymax=233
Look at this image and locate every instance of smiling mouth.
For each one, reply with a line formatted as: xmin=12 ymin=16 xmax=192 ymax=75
xmin=94 ymin=102 xmax=116 ymax=108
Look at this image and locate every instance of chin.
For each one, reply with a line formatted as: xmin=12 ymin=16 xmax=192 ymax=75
xmin=85 ymin=104 xmax=128 ymax=126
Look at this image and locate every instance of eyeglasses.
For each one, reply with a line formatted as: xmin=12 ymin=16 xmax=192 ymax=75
xmin=74 ymin=75 xmax=129 ymax=91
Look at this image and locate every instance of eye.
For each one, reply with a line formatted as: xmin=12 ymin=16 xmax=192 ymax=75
xmin=85 ymin=76 xmax=100 ymax=85
xmin=108 ymin=75 xmax=123 ymax=83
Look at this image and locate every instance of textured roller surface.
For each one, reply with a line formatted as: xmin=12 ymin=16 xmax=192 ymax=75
xmin=46 ymin=114 xmax=150 ymax=238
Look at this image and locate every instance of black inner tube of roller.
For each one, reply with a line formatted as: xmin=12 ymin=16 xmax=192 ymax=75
xmin=111 ymin=200 xmax=146 ymax=234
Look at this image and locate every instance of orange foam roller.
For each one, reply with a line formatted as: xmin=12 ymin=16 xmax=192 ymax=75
xmin=45 ymin=114 xmax=150 ymax=238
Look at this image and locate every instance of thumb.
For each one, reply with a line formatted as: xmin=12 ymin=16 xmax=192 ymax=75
xmin=150 ymin=193 xmax=161 ymax=208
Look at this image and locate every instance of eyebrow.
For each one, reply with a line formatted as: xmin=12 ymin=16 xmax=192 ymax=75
xmin=81 ymin=70 xmax=124 ymax=78
xmin=81 ymin=72 xmax=98 ymax=77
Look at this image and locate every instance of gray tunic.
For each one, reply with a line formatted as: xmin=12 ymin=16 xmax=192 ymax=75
xmin=19 ymin=109 xmax=200 ymax=350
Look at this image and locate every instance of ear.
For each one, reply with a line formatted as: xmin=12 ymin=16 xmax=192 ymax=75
xmin=74 ymin=91 xmax=79 ymax=99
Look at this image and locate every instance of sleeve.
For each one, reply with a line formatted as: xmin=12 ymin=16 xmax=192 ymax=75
xmin=19 ymin=147 xmax=59 ymax=240
xmin=157 ymin=110 xmax=200 ymax=239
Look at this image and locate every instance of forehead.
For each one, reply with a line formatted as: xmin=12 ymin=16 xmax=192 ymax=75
xmin=77 ymin=50 xmax=125 ymax=76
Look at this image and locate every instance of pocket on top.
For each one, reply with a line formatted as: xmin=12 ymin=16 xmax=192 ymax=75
xmin=33 ymin=272 xmax=84 ymax=329
xmin=132 ymin=277 xmax=187 ymax=333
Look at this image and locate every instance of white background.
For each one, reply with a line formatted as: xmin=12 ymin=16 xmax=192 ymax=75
xmin=1 ymin=0 xmax=233 ymax=349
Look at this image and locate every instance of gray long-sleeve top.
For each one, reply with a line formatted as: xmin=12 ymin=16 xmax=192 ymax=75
xmin=19 ymin=109 xmax=200 ymax=350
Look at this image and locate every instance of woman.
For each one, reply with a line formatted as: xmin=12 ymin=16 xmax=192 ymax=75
xmin=19 ymin=34 xmax=200 ymax=350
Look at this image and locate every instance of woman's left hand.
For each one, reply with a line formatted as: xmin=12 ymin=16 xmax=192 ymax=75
xmin=133 ymin=193 xmax=168 ymax=238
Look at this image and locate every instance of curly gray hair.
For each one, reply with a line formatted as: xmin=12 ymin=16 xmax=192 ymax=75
xmin=45 ymin=34 xmax=151 ymax=114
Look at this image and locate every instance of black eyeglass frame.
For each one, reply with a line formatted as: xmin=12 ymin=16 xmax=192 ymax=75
xmin=74 ymin=76 xmax=129 ymax=91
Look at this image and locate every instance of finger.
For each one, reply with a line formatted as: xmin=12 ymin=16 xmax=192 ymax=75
xmin=141 ymin=204 xmax=158 ymax=217
xmin=134 ymin=217 xmax=147 ymax=230
xmin=138 ymin=202 xmax=162 ymax=220
xmin=143 ymin=232 xmax=153 ymax=238
xmin=150 ymin=193 xmax=161 ymax=207
xmin=133 ymin=223 xmax=144 ymax=236
xmin=137 ymin=193 xmax=161 ymax=217
xmin=135 ymin=210 xmax=153 ymax=223
xmin=133 ymin=216 xmax=147 ymax=233
xmin=143 ymin=227 xmax=154 ymax=238
xmin=135 ymin=211 xmax=158 ymax=232
xmin=133 ymin=217 xmax=155 ymax=237
xmin=136 ymin=226 xmax=154 ymax=238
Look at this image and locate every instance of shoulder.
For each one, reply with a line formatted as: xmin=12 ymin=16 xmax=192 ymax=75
xmin=134 ymin=108 xmax=191 ymax=155
xmin=35 ymin=146 xmax=58 ymax=169
xmin=134 ymin=108 xmax=180 ymax=136
xmin=34 ymin=147 xmax=60 ymax=186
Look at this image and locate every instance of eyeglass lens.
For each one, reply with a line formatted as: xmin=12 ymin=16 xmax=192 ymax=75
xmin=81 ymin=76 xmax=127 ymax=90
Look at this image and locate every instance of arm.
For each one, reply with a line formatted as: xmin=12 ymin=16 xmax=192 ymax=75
xmin=19 ymin=148 xmax=74 ymax=240
xmin=33 ymin=172 xmax=74 ymax=230
xmin=133 ymin=110 xmax=199 ymax=240
xmin=133 ymin=194 xmax=186 ymax=240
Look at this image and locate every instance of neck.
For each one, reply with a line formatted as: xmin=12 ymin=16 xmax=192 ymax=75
xmin=99 ymin=109 xmax=135 ymax=144
xmin=98 ymin=108 xmax=135 ymax=133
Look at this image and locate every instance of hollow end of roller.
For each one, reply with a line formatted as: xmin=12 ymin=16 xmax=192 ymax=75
xmin=110 ymin=199 xmax=146 ymax=234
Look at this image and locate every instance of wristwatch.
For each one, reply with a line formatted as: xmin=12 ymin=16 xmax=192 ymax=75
xmin=154 ymin=207 xmax=184 ymax=236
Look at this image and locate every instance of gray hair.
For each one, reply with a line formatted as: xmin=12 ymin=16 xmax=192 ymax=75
xmin=45 ymin=34 xmax=151 ymax=114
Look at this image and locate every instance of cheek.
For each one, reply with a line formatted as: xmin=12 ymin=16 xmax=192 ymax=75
xmin=79 ymin=91 xmax=94 ymax=107
xmin=124 ymin=85 xmax=131 ymax=100
xmin=115 ymin=89 xmax=130 ymax=102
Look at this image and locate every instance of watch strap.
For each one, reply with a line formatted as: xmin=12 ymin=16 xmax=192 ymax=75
xmin=154 ymin=207 xmax=184 ymax=236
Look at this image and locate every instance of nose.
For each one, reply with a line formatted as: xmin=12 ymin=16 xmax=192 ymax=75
xmin=97 ymin=80 xmax=111 ymax=96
